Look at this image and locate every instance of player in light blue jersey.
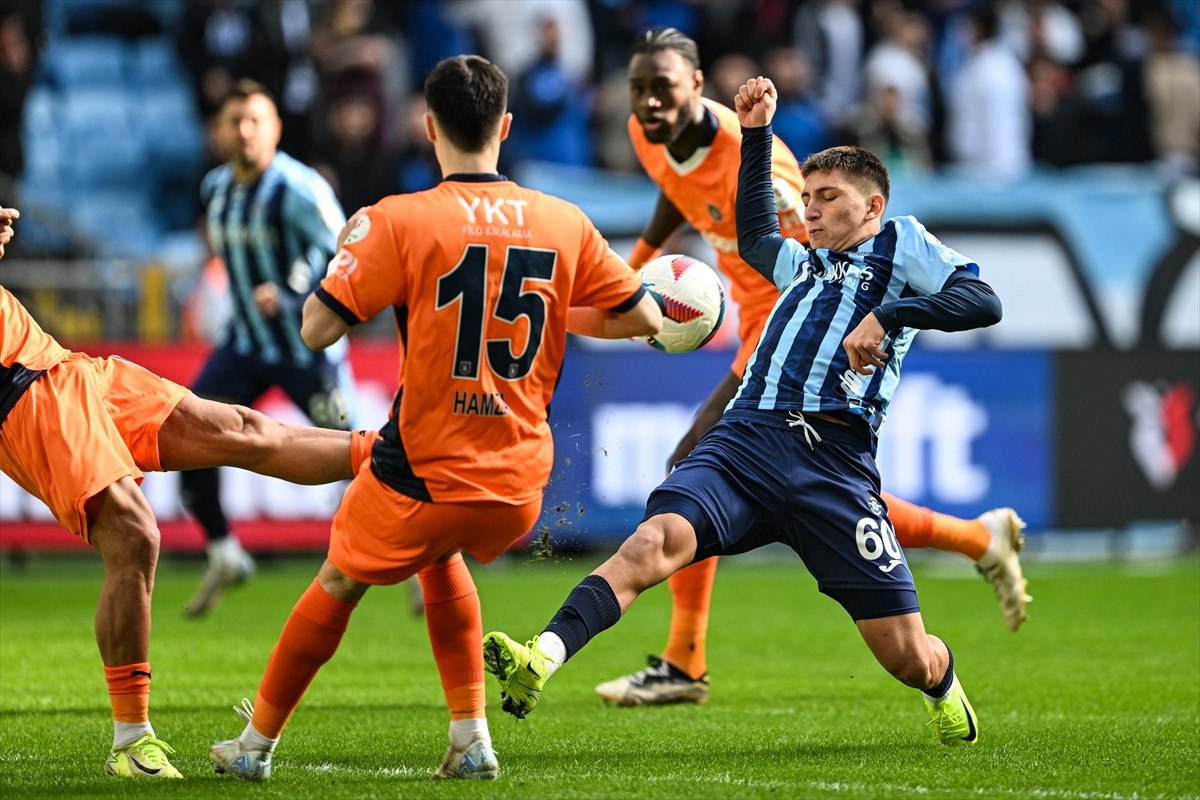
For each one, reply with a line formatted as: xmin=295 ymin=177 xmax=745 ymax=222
xmin=182 ymin=80 xmax=357 ymax=618
xmin=482 ymin=76 xmax=1002 ymax=747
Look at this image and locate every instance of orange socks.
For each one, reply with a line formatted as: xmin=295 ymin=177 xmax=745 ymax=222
xmin=252 ymin=580 xmax=356 ymax=739
xmin=661 ymin=556 xmax=718 ymax=679
xmin=104 ymin=662 xmax=151 ymax=723
xmin=885 ymin=493 xmax=990 ymax=561
xmin=418 ymin=555 xmax=485 ymax=720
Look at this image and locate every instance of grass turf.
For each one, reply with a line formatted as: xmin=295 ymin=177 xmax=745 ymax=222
xmin=1 ymin=551 xmax=1197 ymax=799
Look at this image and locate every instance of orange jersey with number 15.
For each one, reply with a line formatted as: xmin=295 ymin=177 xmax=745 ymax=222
xmin=317 ymin=175 xmax=645 ymax=505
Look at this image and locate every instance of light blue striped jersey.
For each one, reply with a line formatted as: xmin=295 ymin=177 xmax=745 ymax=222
xmin=731 ymin=215 xmax=979 ymax=432
xmin=202 ymin=152 xmax=347 ymax=366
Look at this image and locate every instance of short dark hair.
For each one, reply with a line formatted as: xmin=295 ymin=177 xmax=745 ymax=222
xmin=801 ymin=145 xmax=891 ymax=201
xmin=630 ymin=27 xmax=700 ymax=70
xmin=424 ymin=55 xmax=508 ymax=153
xmin=223 ymin=78 xmax=276 ymax=110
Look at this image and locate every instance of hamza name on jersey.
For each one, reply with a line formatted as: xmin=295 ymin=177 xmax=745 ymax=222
xmin=453 ymin=390 xmax=509 ymax=416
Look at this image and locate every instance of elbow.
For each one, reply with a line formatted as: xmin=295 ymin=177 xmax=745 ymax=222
xmin=300 ymin=317 xmax=335 ymax=351
xmin=300 ymin=325 xmax=324 ymax=351
xmin=737 ymin=236 xmax=762 ymax=269
xmin=983 ymin=294 xmax=1003 ymax=327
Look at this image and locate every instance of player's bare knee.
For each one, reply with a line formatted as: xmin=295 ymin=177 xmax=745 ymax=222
xmin=89 ymin=482 xmax=160 ymax=572
xmin=613 ymin=523 xmax=674 ymax=581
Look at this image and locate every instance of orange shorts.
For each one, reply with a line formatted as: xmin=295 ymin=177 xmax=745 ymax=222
xmin=329 ymin=467 xmax=542 ymax=585
xmin=0 ymin=352 xmax=188 ymax=541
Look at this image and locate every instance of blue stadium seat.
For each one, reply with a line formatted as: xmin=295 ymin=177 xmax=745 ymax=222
xmin=59 ymin=88 xmax=143 ymax=188
xmin=72 ymin=189 xmax=164 ymax=258
xmin=21 ymin=88 xmax=62 ymax=185
xmin=38 ymin=36 xmax=128 ymax=89
xmin=129 ymin=37 xmax=188 ymax=88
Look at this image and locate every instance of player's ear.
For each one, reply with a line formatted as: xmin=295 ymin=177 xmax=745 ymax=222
xmin=497 ymin=112 xmax=513 ymax=143
xmin=693 ymin=68 xmax=704 ymax=94
xmin=865 ymin=193 xmax=885 ymax=220
xmin=423 ymin=112 xmax=437 ymax=144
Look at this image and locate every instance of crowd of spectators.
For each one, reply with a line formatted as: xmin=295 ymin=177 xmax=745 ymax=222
xmin=5 ymin=0 xmax=1200 ymax=223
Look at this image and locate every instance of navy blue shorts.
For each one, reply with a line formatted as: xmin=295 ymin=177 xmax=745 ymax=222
xmin=644 ymin=409 xmax=919 ymax=621
xmin=191 ymin=341 xmax=356 ymax=430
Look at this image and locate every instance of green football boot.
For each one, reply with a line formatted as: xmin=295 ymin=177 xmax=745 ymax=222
xmin=924 ymin=675 xmax=979 ymax=745
xmin=482 ymin=631 xmax=550 ymax=720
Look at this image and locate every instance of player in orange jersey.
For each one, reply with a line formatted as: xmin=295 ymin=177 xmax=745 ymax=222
xmin=594 ymin=28 xmax=1030 ymax=708
xmin=0 ymin=208 xmax=379 ymax=780
xmin=207 ymin=55 xmax=662 ymax=782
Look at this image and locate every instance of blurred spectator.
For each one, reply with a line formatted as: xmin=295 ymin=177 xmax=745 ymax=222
xmin=792 ymin=0 xmax=866 ymax=132
xmin=999 ymin=0 xmax=1085 ymax=65
xmin=310 ymin=0 xmax=408 ymax=151
xmin=1029 ymin=54 xmax=1092 ymax=166
xmin=762 ymin=47 xmax=831 ymax=162
xmin=401 ymin=0 xmax=476 ymax=79
xmin=705 ymin=52 xmax=759 ymax=109
xmin=0 ymin=1 xmax=35 ymax=180
xmin=849 ymin=84 xmax=934 ymax=175
xmin=1073 ymin=0 xmax=1154 ymax=164
xmin=452 ymin=0 xmax=593 ymax=87
xmin=1143 ymin=9 xmax=1200 ymax=175
xmin=257 ymin=0 xmax=320 ymax=160
xmin=864 ymin=4 xmax=934 ymax=135
xmin=313 ymin=89 xmax=399 ymax=213
xmin=696 ymin=0 xmax=785 ymax=63
xmin=393 ymin=94 xmax=439 ymax=194
xmin=506 ymin=15 xmax=593 ymax=167
xmin=177 ymin=0 xmax=273 ymax=119
xmin=946 ymin=3 xmax=1031 ymax=179
xmin=592 ymin=66 xmax=640 ymax=172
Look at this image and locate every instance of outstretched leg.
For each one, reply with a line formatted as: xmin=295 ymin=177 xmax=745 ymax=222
xmin=888 ymin=495 xmax=1031 ymax=630
xmin=485 ymin=513 xmax=697 ymax=719
xmin=158 ymin=394 xmax=358 ymax=483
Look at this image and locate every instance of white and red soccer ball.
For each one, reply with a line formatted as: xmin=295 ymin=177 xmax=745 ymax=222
xmin=639 ymin=254 xmax=726 ymax=354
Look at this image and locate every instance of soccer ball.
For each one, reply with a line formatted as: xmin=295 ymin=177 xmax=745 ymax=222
xmin=640 ymin=254 xmax=726 ymax=354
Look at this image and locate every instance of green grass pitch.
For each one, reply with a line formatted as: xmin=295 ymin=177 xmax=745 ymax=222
xmin=1 ymin=551 xmax=1197 ymax=799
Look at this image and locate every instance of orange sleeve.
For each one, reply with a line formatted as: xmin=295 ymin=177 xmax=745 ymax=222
xmin=318 ymin=202 xmax=406 ymax=323
xmin=569 ymin=212 xmax=644 ymax=310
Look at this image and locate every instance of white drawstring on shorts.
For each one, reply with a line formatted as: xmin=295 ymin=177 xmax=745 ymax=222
xmin=787 ymin=410 xmax=823 ymax=448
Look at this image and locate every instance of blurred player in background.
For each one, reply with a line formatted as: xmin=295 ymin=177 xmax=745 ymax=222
xmin=596 ymin=28 xmax=1030 ymax=708
xmin=182 ymin=79 xmax=357 ymax=618
xmin=484 ymin=80 xmax=1003 ymax=746
xmin=208 ymin=55 xmax=662 ymax=782
xmin=0 ymin=206 xmax=377 ymax=779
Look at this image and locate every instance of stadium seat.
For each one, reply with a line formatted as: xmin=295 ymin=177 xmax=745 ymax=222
xmin=72 ymin=189 xmax=164 ymax=258
xmin=38 ymin=36 xmax=128 ymax=89
xmin=59 ymin=88 xmax=143 ymax=189
xmin=129 ymin=37 xmax=189 ymax=88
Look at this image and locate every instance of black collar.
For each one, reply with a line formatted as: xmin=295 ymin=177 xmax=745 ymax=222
xmin=441 ymin=173 xmax=508 ymax=183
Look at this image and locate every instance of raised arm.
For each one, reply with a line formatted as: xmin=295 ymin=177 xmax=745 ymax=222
xmin=734 ymin=78 xmax=786 ymax=282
